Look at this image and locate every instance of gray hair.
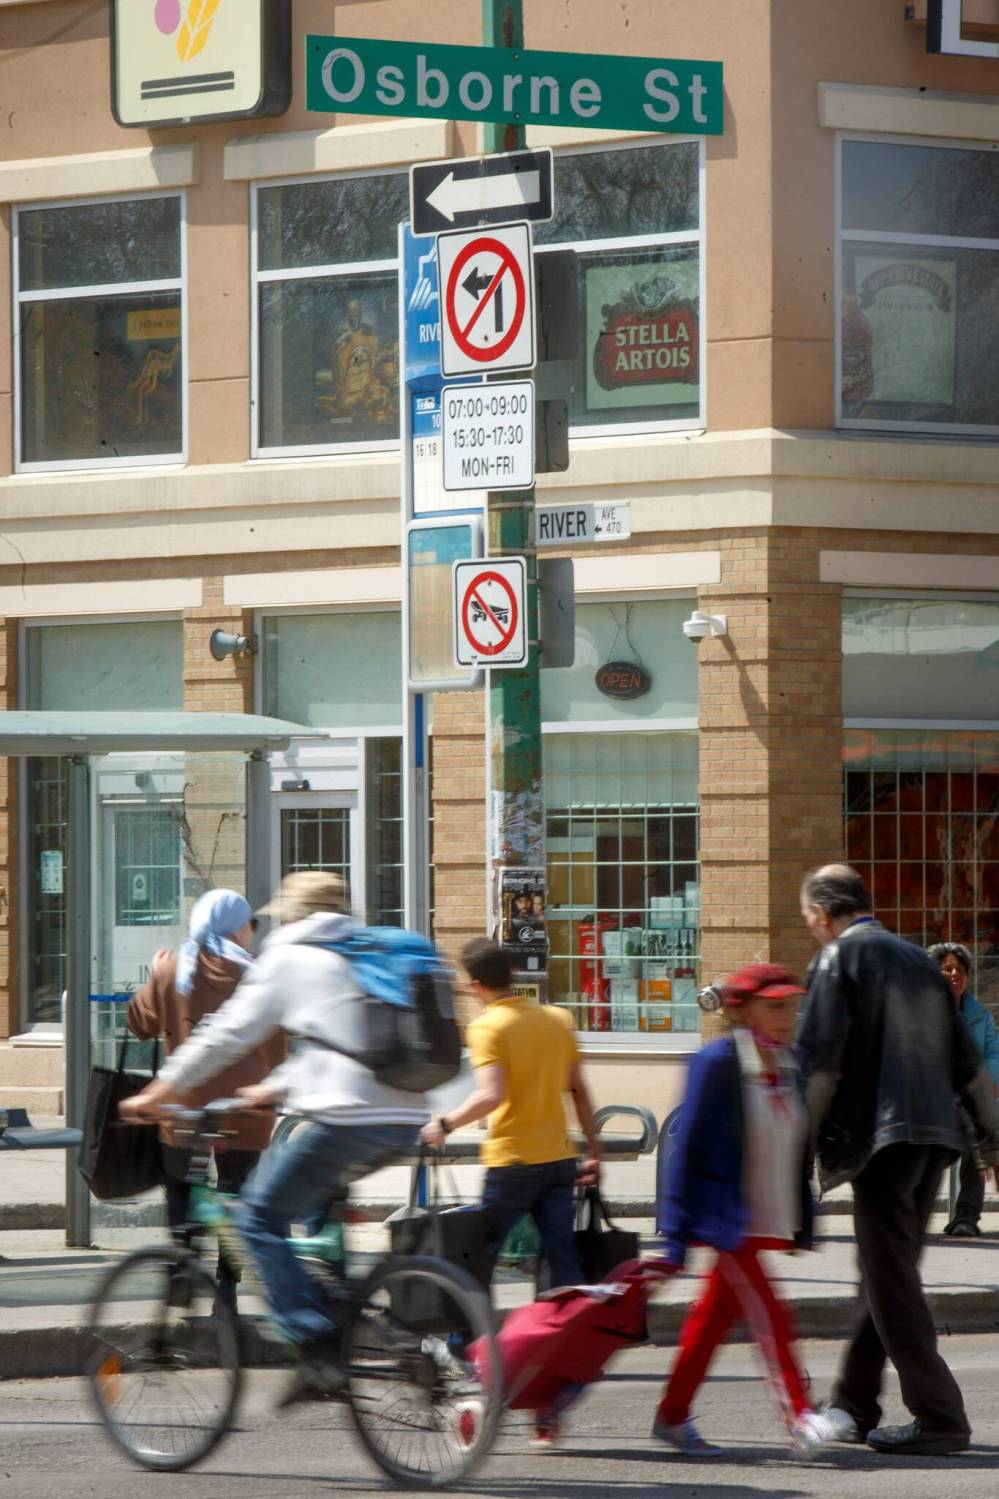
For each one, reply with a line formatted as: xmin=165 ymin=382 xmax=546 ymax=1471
xmin=801 ymin=863 xmax=873 ymax=920
xmin=927 ymin=941 xmax=972 ymax=975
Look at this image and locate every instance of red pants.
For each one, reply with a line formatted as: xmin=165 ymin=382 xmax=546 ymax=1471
xmin=658 ymin=1239 xmax=810 ymax=1429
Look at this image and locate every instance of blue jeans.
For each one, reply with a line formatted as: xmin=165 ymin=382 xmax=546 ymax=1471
xmin=237 ymin=1121 xmax=419 ymax=1347
xmin=481 ymin=1157 xmax=581 ymax=1289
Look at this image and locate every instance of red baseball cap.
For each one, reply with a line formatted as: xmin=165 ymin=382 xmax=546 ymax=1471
xmin=720 ymin=962 xmax=805 ymax=1007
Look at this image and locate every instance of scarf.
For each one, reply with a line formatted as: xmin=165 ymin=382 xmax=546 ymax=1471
xmin=175 ymin=888 xmax=254 ymax=996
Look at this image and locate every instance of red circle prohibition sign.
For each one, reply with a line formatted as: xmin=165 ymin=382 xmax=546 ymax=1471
xmin=461 ymin=570 xmax=519 ymax=656
xmin=446 ymin=236 xmax=527 ymax=364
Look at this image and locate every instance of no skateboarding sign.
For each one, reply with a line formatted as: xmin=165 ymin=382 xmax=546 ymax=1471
xmin=437 ymin=222 xmax=536 ymax=378
xmin=453 ymin=557 xmax=527 ymax=668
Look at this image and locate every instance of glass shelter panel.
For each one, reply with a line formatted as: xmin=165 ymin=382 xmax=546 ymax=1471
xmin=545 ymin=732 xmax=700 ymax=1034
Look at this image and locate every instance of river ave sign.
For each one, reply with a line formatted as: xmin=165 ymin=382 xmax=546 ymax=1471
xmin=306 ymin=36 xmax=724 ymax=136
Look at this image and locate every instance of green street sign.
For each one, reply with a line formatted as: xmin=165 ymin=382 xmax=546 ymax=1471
xmin=305 ymin=35 xmax=723 ymax=136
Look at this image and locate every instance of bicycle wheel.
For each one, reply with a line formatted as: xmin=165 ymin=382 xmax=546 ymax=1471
xmin=87 ymin=1243 xmax=242 ymax=1472
xmin=343 ymin=1254 xmax=501 ymax=1489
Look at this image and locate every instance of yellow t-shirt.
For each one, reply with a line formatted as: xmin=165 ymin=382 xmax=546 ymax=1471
xmin=467 ymin=997 xmax=580 ymax=1167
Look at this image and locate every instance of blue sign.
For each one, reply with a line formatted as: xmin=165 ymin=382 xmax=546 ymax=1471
xmin=412 ymin=390 xmax=441 ymax=441
xmin=403 ymin=223 xmax=441 ymax=388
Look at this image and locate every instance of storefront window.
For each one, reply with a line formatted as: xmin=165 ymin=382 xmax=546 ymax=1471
xmin=844 ymin=595 xmax=999 ymax=718
xmin=545 ymin=732 xmax=700 ymax=1035
xmin=261 ymin=611 xmax=402 ymax=729
xmin=254 ymin=171 xmax=408 ymax=454
xmin=15 ymin=195 xmax=184 ymax=467
xmin=22 ymin=619 xmax=184 ymax=1026
xmin=541 ymin=598 xmax=698 ymax=723
xmin=839 ymin=138 xmax=999 ymax=434
xmin=844 ymin=728 xmax=999 ymax=1006
xmin=536 ymin=139 xmax=702 ymax=434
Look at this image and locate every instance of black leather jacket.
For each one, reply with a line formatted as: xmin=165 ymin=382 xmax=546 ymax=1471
xmin=798 ymin=918 xmax=999 ymax=1191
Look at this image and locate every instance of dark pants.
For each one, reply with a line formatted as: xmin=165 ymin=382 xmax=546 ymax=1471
xmin=162 ymin=1143 xmax=259 ymax=1294
xmin=951 ymin=1150 xmax=986 ymax=1229
xmin=833 ymin=1143 xmax=970 ymax=1440
xmin=481 ymin=1158 xmax=581 ymax=1289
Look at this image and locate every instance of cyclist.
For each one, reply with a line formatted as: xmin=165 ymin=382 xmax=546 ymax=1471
xmin=120 ymin=870 xmax=429 ymax=1404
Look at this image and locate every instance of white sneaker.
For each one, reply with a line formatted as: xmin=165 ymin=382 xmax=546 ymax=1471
xmin=790 ymin=1410 xmax=830 ymax=1461
xmin=651 ymin=1416 xmax=722 ymax=1456
xmin=816 ymin=1404 xmax=863 ymax=1444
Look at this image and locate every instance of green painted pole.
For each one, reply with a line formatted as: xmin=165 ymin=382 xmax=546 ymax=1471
xmin=481 ymin=0 xmax=547 ymax=990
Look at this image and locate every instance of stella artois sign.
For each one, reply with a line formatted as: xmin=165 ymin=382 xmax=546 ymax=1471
xmin=592 ymin=272 xmax=699 ymax=393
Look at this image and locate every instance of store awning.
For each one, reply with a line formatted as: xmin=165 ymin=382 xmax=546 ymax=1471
xmin=0 ymin=711 xmax=329 ymax=756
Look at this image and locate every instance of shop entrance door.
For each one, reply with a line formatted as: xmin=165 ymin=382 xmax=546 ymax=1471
xmin=272 ymin=793 xmax=360 ymax=909
xmin=98 ymin=801 xmax=185 ymax=995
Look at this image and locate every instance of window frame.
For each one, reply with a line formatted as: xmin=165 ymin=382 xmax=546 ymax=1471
xmin=835 ymin=130 xmax=999 ymax=439
xmin=12 ymin=189 xmax=188 ymax=473
xmin=542 ymin=134 xmax=707 ymax=441
xmin=249 ymin=139 xmax=707 ymax=458
xmin=249 ymin=163 xmax=408 ymax=460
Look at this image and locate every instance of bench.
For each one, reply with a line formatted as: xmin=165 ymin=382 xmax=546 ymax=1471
xmin=0 ymin=1108 xmax=82 ymax=1152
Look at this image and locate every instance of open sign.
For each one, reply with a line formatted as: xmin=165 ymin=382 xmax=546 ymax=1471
xmin=595 ymin=660 xmax=651 ymax=700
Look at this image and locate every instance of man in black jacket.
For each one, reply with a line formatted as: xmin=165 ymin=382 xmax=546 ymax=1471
xmin=798 ymin=864 xmax=999 ymax=1457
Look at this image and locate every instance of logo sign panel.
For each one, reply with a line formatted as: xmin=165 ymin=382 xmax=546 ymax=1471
xmin=536 ymin=502 xmax=632 ymax=547
xmin=112 ymin=0 xmax=291 ymax=128
xmin=438 ymin=223 xmax=536 ymax=378
xmin=306 ymin=35 xmax=724 ymax=137
xmin=411 ymin=150 xmax=554 ymax=236
xmin=453 ymin=558 xmax=527 ymax=668
xmin=442 ymin=381 xmax=534 ymax=493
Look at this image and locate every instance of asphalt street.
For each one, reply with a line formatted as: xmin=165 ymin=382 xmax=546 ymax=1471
xmin=0 ymin=1335 xmax=998 ymax=1498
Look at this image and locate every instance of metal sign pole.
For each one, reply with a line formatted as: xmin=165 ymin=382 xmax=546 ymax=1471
xmin=65 ymin=755 xmax=92 ymax=1247
xmin=481 ymin=0 xmax=548 ymax=995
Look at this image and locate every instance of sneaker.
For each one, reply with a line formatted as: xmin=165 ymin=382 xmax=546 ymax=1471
xmin=790 ymin=1410 xmax=830 ymax=1460
xmin=816 ymin=1404 xmax=865 ymax=1444
xmin=867 ymin=1419 xmax=970 ymax=1456
xmin=651 ymin=1416 xmax=721 ymax=1456
xmin=948 ymin=1221 xmax=980 ymax=1239
xmin=530 ymin=1418 xmax=560 ymax=1450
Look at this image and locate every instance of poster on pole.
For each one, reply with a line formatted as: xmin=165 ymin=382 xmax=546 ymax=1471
xmin=500 ymin=866 xmax=548 ymax=974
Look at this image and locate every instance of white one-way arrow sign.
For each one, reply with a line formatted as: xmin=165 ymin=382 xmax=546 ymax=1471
xmin=428 ymin=168 xmax=541 ymax=223
xmin=411 ymin=148 xmax=554 ymax=235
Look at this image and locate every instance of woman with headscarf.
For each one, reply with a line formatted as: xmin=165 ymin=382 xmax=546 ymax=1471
xmin=127 ymin=888 xmax=284 ymax=1306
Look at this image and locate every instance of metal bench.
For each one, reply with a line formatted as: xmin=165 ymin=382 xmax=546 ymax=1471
xmin=0 ymin=1108 xmax=82 ymax=1152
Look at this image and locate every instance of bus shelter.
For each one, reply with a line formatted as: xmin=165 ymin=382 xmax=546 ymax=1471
xmin=0 ymin=711 xmax=330 ymax=1245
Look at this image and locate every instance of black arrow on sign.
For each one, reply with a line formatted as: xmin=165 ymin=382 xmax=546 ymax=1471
xmin=463 ymin=263 xmax=504 ymax=335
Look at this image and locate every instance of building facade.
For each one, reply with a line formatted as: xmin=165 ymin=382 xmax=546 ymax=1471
xmin=2 ymin=0 xmax=999 ymax=1116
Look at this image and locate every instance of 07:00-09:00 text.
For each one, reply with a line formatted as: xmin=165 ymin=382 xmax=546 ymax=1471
xmin=444 ymin=390 xmax=530 ymax=421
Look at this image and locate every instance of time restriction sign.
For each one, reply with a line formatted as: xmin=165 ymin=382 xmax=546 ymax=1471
xmin=453 ymin=557 xmax=528 ymax=668
xmin=437 ymin=221 xmax=536 ymax=378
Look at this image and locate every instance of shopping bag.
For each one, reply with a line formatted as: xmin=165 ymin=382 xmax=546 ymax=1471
xmin=574 ymin=1187 xmax=640 ymax=1283
xmin=78 ymin=1038 xmax=163 ymax=1201
xmin=387 ymin=1153 xmax=492 ymax=1328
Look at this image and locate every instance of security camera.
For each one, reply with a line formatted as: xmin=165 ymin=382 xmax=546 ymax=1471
xmin=682 ymin=610 xmax=727 ymax=644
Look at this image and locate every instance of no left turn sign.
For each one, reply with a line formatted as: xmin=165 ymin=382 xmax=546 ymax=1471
xmin=437 ymin=221 xmax=536 ymax=378
xmin=453 ymin=557 xmax=528 ymax=668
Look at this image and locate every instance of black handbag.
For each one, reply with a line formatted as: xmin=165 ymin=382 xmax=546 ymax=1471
xmin=78 ymin=1037 xmax=163 ymax=1202
xmin=388 ymin=1153 xmax=492 ymax=1327
xmin=574 ymin=1187 xmax=640 ymax=1282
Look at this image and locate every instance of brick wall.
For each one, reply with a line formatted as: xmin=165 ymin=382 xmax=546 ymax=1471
xmin=430 ymin=688 xmax=486 ymax=1020
xmin=181 ymin=579 xmax=253 ymax=903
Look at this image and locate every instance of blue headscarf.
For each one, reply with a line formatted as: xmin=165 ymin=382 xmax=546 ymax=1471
xmin=176 ymin=888 xmax=254 ymax=996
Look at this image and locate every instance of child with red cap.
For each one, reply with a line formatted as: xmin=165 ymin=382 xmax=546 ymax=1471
xmin=654 ymin=962 xmax=831 ymax=1460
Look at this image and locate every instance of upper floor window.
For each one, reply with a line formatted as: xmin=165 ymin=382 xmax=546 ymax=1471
xmin=14 ymin=195 xmax=184 ymax=470
xmin=838 ymin=137 xmax=999 ymax=436
xmin=537 ymin=139 xmax=703 ymax=436
xmin=252 ymin=170 xmax=409 ymax=456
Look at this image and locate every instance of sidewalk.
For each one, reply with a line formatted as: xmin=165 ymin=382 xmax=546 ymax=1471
xmin=1 ymin=1124 xmax=997 ymax=1380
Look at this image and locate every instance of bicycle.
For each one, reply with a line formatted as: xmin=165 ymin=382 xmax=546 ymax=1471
xmin=86 ymin=1101 xmax=501 ymax=1488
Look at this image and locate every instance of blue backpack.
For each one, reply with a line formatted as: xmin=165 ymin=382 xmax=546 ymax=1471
xmin=316 ymin=927 xmax=462 ymax=1093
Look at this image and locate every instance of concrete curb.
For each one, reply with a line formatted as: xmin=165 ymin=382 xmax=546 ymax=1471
xmin=3 ymin=1288 xmax=998 ymax=1381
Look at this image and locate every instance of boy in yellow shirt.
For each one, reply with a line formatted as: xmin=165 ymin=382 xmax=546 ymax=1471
xmin=420 ymin=938 xmax=600 ymax=1289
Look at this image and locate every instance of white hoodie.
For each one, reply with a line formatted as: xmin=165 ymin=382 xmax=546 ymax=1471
xmin=158 ymin=912 xmax=429 ymax=1128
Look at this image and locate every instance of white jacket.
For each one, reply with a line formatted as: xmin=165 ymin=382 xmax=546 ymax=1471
xmin=158 ymin=912 xmax=429 ymax=1127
